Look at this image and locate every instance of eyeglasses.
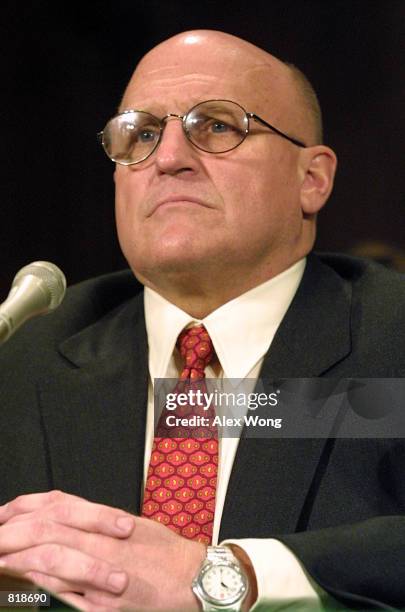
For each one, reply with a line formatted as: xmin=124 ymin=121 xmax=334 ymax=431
xmin=98 ymin=99 xmax=307 ymax=166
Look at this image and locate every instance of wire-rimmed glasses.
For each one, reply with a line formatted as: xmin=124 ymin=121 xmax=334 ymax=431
xmin=98 ymin=99 xmax=307 ymax=166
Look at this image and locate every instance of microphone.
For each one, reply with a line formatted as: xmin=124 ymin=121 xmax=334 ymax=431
xmin=0 ymin=261 xmax=66 ymax=345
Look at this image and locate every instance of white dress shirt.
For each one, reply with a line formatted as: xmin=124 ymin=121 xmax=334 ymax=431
xmin=143 ymin=258 xmax=325 ymax=610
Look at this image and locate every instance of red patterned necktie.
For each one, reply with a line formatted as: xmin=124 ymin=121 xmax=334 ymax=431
xmin=142 ymin=325 xmax=218 ymax=544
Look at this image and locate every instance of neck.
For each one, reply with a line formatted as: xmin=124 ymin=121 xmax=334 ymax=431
xmin=139 ymin=256 xmax=303 ymax=319
xmin=149 ymin=290 xmax=232 ymax=319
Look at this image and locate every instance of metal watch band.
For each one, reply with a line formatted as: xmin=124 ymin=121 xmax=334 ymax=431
xmin=203 ymin=604 xmax=242 ymax=612
xmin=206 ymin=545 xmax=237 ymax=565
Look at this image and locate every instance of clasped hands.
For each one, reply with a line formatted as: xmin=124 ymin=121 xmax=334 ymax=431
xmin=0 ymin=490 xmax=206 ymax=611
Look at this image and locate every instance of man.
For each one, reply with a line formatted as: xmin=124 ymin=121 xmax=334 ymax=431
xmin=0 ymin=29 xmax=404 ymax=611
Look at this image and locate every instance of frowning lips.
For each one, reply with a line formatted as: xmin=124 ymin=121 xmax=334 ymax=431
xmin=147 ymin=195 xmax=214 ymax=217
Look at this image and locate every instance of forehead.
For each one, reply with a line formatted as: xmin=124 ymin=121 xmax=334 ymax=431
xmin=120 ymin=43 xmax=291 ymax=119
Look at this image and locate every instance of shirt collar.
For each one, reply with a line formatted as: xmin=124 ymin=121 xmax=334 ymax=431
xmin=144 ymin=258 xmax=306 ymax=380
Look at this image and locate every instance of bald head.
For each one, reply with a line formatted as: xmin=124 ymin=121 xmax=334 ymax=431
xmin=286 ymin=63 xmax=323 ymax=144
xmin=121 ymin=29 xmax=323 ymax=146
xmin=114 ymin=29 xmax=337 ymax=315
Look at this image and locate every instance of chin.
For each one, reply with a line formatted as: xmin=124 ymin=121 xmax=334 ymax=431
xmin=154 ymin=232 xmax=205 ymax=260
xmin=128 ymin=245 xmax=214 ymax=288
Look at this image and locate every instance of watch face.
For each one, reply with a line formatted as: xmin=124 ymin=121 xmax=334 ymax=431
xmin=201 ymin=563 xmax=245 ymax=604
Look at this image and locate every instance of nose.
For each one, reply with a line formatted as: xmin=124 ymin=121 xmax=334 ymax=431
xmin=154 ymin=116 xmax=198 ymax=175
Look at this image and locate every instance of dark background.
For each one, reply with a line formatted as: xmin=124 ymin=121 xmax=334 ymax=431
xmin=1 ymin=0 xmax=404 ymax=298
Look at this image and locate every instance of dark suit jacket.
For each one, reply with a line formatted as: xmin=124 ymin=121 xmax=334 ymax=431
xmin=1 ymin=253 xmax=405 ymax=610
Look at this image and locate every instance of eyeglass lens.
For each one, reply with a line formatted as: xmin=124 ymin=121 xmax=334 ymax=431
xmin=102 ymin=100 xmax=249 ymax=165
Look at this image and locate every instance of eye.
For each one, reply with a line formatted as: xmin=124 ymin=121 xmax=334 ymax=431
xmin=138 ymin=129 xmax=157 ymax=142
xmin=210 ymin=121 xmax=232 ymax=133
xmin=129 ymin=123 xmax=160 ymax=146
xmin=204 ymin=117 xmax=238 ymax=135
xmin=189 ymin=113 xmax=238 ymax=135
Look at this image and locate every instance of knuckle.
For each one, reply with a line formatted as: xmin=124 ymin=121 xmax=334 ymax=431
xmin=83 ymin=558 xmax=103 ymax=584
xmin=40 ymin=543 xmax=64 ymax=572
xmin=48 ymin=490 xmax=64 ymax=503
xmin=51 ymin=501 xmax=71 ymax=523
xmin=32 ymin=519 xmax=52 ymax=542
xmin=10 ymin=495 xmax=27 ymax=512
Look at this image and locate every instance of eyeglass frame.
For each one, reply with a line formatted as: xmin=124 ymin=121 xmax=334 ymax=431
xmin=98 ymin=98 xmax=307 ymax=165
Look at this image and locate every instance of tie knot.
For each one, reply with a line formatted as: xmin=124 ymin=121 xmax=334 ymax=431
xmin=177 ymin=324 xmax=215 ymax=380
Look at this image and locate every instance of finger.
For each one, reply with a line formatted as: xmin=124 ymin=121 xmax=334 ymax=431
xmin=0 ymin=491 xmax=81 ymax=522
xmin=5 ymin=508 xmax=135 ymax=539
xmin=25 ymin=570 xmax=123 ymax=607
xmin=26 ymin=572 xmax=122 ymax=612
xmin=1 ymin=544 xmax=128 ymax=595
xmin=0 ymin=518 xmax=91 ymax=554
xmin=25 ymin=570 xmax=84 ymax=597
xmin=1 ymin=494 xmax=135 ymax=538
xmin=57 ymin=592 xmax=111 ymax=612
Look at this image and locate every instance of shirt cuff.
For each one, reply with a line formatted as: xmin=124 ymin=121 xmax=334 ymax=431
xmin=220 ymin=537 xmax=326 ymax=610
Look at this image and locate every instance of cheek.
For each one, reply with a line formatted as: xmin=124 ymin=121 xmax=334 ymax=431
xmin=246 ymin=150 xmax=300 ymax=208
xmin=114 ymin=172 xmax=144 ymax=254
xmin=114 ymin=169 xmax=144 ymax=224
xmin=222 ymin=153 xmax=301 ymax=238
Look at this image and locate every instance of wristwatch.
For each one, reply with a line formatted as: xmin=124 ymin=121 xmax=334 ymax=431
xmin=192 ymin=545 xmax=248 ymax=611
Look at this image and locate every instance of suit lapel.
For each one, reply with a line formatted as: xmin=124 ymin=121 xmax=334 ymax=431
xmin=219 ymin=254 xmax=353 ymax=540
xmin=37 ymin=292 xmax=148 ymax=514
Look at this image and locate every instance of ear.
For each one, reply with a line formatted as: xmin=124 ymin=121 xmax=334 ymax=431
xmin=299 ymin=145 xmax=337 ymax=214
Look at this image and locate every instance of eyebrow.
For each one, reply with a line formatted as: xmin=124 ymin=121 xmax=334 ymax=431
xmin=118 ymin=103 xmax=164 ymax=115
xmin=117 ymin=97 xmax=226 ymax=117
xmin=117 ymin=96 xmax=172 ymax=115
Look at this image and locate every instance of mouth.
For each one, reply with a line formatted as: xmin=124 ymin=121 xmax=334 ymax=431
xmin=148 ymin=196 xmax=213 ymax=217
